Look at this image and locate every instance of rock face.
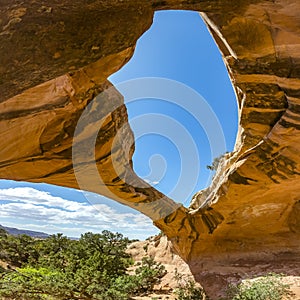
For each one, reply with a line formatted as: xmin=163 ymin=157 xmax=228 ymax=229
xmin=127 ymin=235 xmax=196 ymax=299
xmin=1 ymin=0 xmax=300 ymax=298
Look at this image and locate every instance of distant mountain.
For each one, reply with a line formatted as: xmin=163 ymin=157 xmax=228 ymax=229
xmin=0 ymin=224 xmax=49 ymax=238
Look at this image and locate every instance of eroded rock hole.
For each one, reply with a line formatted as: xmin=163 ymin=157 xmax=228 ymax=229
xmin=109 ymin=10 xmax=238 ymax=206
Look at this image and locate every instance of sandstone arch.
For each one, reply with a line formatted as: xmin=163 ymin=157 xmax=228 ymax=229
xmin=1 ymin=1 xmax=300 ymax=298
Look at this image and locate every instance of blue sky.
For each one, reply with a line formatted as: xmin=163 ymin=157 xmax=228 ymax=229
xmin=0 ymin=11 xmax=237 ymax=240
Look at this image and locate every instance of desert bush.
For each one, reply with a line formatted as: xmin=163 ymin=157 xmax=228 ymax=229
xmin=223 ymin=273 xmax=295 ymax=300
xmin=174 ymin=269 xmax=206 ymax=300
xmin=0 ymin=231 xmax=167 ymax=300
xmin=134 ymin=256 xmax=167 ymax=293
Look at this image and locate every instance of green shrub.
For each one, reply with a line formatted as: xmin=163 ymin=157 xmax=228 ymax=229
xmin=174 ymin=269 xmax=206 ymax=300
xmin=0 ymin=231 xmax=167 ymax=300
xmin=224 ymin=273 xmax=295 ymax=300
xmin=206 ymin=152 xmax=228 ymax=171
xmin=134 ymin=256 xmax=167 ymax=293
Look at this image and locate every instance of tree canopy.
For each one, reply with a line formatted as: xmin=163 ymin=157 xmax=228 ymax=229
xmin=0 ymin=230 xmax=166 ymax=300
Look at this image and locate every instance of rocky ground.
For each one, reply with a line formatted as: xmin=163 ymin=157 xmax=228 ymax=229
xmin=127 ymin=235 xmax=300 ymax=300
xmin=280 ymin=277 xmax=300 ymax=300
xmin=127 ymin=235 xmax=197 ymax=299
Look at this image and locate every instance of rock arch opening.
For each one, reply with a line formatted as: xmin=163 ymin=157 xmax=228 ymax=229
xmin=109 ymin=10 xmax=238 ymax=206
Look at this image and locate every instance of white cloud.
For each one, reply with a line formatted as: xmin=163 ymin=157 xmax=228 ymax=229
xmin=144 ymin=179 xmax=160 ymax=186
xmin=0 ymin=187 xmax=158 ymax=239
xmin=0 ymin=187 xmax=83 ymax=211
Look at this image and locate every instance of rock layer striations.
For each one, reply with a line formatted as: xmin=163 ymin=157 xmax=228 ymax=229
xmin=1 ymin=0 xmax=300 ymax=298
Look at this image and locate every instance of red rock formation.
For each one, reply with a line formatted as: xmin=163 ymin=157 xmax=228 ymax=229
xmin=1 ymin=1 xmax=300 ymax=298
